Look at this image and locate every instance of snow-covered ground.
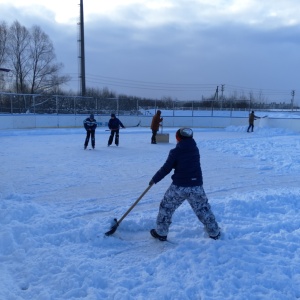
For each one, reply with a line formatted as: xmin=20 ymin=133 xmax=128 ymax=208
xmin=142 ymin=109 xmax=300 ymax=118
xmin=1 ymin=123 xmax=300 ymax=299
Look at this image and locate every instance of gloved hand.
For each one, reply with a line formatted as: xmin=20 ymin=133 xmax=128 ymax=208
xmin=149 ymin=179 xmax=155 ymax=186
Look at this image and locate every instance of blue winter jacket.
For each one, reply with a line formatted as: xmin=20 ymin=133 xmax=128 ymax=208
xmin=108 ymin=118 xmax=125 ymax=130
xmin=84 ymin=117 xmax=97 ymax=131
xmin=152 ymin=138 xmax=203 ymax=187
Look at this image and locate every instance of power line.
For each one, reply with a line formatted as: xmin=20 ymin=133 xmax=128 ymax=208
xmin=63 ymin=73 xmax=295 ymax=99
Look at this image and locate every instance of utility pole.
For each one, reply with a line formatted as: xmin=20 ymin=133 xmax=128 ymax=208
xmin=291 ymin=90 xmax=295 ymax=111
xmin=215 ymin=86 xmax=219 ymax=100
xmin=211 ymin=86 xmax=218 ymax=116
xmin=78 ymin=0 xmax=86 ymax=96
xmin=221 ymin=84 xmax=225 ymax=110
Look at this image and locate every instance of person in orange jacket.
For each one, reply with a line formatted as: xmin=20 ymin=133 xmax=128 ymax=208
xmin=150 ymin=110 xmax=163 ymax=144
xmin=247 ymin=111 xmax=260 ymax=132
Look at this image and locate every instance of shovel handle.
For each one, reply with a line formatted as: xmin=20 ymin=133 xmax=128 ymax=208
xmin=105 ymin=183 xmax=154 ymax=236
xmin=118 ymin=183 xmax=153 ymax=224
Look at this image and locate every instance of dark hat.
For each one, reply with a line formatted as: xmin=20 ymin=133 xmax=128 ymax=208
xmin=111 ymin=113 xmax=116 ymax=118
xmin=90 ymin=113 xmax=94 ymax=119
xmin=176 ymin=127 xmax=193 ymax=141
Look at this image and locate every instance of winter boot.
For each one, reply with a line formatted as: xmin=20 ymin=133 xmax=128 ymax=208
xmin=108 ymin=135 xmax=113 ymax=146
xmin=150 ymin=229 xmax=167 ymax=241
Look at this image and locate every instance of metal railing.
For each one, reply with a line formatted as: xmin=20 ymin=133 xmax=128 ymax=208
xmin=0 ymin=92 xmax=297 ymax=117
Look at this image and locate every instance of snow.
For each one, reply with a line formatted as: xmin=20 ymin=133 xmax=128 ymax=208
xmin=1 ymin=124 xmax=300 ymax=300
xmin=144 ymin=109 xmax=300 ymax=118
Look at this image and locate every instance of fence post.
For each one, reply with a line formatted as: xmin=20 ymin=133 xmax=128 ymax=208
xmin=192 ymin=101 xmax=194 ymax=117
xmin=56 ymin=95 xmax=58 ymax=115
xmin=33 ymin=95 xmax=36 ymax=114
xmin=10 ymin=94 xmax=13 ymax=114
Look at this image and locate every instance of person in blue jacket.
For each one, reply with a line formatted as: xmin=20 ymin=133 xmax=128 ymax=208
xmin=83 ymin=113 xmax=97 ymax=149
xmin=107 ymin=113 xmax=125 ymax=146
xmin=149 ymin=127 xmax=220 ymax=241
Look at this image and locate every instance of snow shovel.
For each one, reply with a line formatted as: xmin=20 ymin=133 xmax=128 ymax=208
xmin=105 ymin=183 xmax=154 ymax=236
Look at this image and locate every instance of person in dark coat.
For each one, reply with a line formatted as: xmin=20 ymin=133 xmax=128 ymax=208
xmin=83 ymin=113 xmax=97 ymax=149
xmin=150 ymin=110 xmax=163 ymax=144
xmin=107 ymin=113 xmax=125 ymax=146
xmin=247 ymin=111 xmax=260 ymax=132
xmin=149 ymin=127 xmax=220 ymax=241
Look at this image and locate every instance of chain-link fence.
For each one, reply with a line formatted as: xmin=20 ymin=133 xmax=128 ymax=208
xmin=0 ymin=93 xmax=148 ymax=115
xmin=0 ymin=92 xmax=297 ymax=116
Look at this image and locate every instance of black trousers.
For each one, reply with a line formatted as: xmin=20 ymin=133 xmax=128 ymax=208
xmin=247 ymin=124 xmax=254 ymax=132
xmin=84 ymin=130 xmax=95 ymax=148
xmin=108 ymin=129 xmax=120 ymax=146
xmin=151 ymin=130 xmax=158 ymax=143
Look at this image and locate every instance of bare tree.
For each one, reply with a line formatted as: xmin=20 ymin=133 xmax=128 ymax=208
xmin=0 ymin=21 xmax=9 ymax=90
xmin=0 ymin=21 xmax=8 ymax=67
xmin=7 ymin=21 xmax=31 ymax=93
xmin=29 ymin=25 xmax=69 ymax=94
xmin=6 ymin=20 xmax=70 ymax=94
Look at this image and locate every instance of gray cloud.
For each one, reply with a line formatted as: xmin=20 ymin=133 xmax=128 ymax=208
xmin=1 ymin=1 xmax=299 ymax=103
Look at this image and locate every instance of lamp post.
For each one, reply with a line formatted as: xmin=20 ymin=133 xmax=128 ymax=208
xmin=0 ymin=68 xmax=10 ymax=72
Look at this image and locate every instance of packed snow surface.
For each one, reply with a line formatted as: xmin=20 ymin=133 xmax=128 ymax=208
xmin=1 ymin=123 xmax=300 ymax=299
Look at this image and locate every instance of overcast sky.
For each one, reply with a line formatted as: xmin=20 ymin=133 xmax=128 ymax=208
xmin=1 ymin=0 xmax=300 ymax=103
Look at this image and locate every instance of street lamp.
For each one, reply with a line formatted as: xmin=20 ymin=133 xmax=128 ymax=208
xmin=0 ymin=68 xmax=11 ymax=72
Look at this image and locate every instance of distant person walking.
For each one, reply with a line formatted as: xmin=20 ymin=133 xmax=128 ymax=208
xmin=149 ymin=127 xmax=220 ymax=242
xmin=107 ymin=113 xmax=125 ymax=146
xmin=247 ymin=111 xmax=260 ymax=132
xmin=150 ymin=110 xmax=163 ymax=144
xmin=83 ymin=113 xmax=97 ymax=149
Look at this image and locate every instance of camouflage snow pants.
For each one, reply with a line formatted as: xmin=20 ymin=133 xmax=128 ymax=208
xmin=155 ymin=184 xmax=220 ymax=237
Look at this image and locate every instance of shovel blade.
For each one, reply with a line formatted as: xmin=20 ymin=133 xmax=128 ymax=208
xmin=105 ymin=218 xmax=119 ymax=236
